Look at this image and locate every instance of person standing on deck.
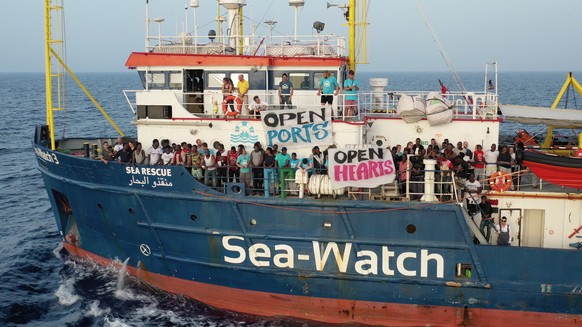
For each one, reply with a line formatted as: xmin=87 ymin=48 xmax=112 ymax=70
xmin=148 ymin=139 xmax=163 ymax=165
xmin=464 ymin=173 xmax=482 ymax=217
xmin=484 ymin=143 xmax=499 ymax=182
xmin=236 ymin=74 xmax=249 ymax=116
xmin=275 ymin=147 xmax=293 ymax=198
xmin=278 ymin=73 xmax=294 ymax=109
xmin=478 ymin=195 xmax=494 ymax=243
xmin=473 ymin=144 xmax=485 ymax=183
xmin=343 ymin=70 xmax=359 ymax=119
xmin=317 ymin=70 xmax=339 ymax=116
xmin=495 ymin=216 xmax=512 ymax=246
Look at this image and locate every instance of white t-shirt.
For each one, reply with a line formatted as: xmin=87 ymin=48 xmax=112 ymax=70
xmin=464 ymin=179 xmax=481 ymax=204
xmin=149 ymin=146 xmax=163 ymax=164
xmin=484 ymin=150 xmax=499 ymax=165
xmin=161 ymin=152 xmax=173 ymax=165
xmin=249 ymin=100 xmax=268 ymax=113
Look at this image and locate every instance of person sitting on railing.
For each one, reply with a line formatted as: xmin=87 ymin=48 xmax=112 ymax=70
xmin=453 ymin=153 xmax=469 ymax=197
xmin=249 ymin=95 xmax=268 ymax=119
xmin=464 ymin=173 xmax=482 ymax=217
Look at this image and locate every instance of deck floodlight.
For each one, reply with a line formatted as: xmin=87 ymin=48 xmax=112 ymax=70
xmin=313 ymin=21 xmax=325 ymax=33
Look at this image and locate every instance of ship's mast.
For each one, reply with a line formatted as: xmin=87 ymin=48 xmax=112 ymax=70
xmin=329 ymin=0 xmax=368 ymax=72
xmin=44 ymin=0 xmax=63 ymax=150
xmin=44 ymin=0 xmax=124 ymax=150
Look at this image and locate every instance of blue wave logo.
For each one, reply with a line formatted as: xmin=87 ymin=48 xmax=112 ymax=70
xmin=230 ymin=122 xmax=259 ymax=144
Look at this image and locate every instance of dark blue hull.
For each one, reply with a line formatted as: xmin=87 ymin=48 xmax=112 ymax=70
xmin=34 ymin=141 xmax=582 ymax=325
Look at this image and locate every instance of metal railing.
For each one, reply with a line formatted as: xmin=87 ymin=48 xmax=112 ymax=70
xmin=146 ymin=33 xmax=346 ymax=57
xmin=123 ymin=89 xmax=498 ymax=122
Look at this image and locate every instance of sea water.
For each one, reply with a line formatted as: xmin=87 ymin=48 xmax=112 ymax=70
xmin=0 ymin=71 xmax=580 ymax=326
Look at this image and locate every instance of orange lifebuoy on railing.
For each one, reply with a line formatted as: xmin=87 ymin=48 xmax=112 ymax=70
xmin=222 ymin=96 xmax=242 ymax=117
xmin=489 ymin=171 xmax=512 ymax=192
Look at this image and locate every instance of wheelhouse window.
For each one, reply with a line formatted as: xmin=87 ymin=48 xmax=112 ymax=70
xmin=248 ymin=70 xmax=266 ymax=90
xmin=290 ymin=72 xmax=311 ymax=90
xmin=168 ymin=71 xmax=182 ymax=89
xmin=269 ymin=71 xmax=311 ymax=90
xmin=139 ymin=71 xmax=183 ymax=90
xmin=147 ymin=72 xmax=166 ymax=89
xmin=206 ymin=72 xmax=226 ymax=89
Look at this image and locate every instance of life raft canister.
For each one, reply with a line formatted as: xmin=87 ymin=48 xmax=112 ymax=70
xmin=489 ymin=171 xmax=512 ymax=192
xmin=222 ymin=96 xmax=242 ymax=117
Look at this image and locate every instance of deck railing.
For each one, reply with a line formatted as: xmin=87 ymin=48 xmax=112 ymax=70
xmin=146 ymin=33 xmax=346 ymax=57
xmin=123 ymin=90 xmax=499 ymax=122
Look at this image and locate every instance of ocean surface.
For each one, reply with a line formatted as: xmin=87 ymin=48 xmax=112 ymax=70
xmin=0 ymin=71 xmax=580 ymax=326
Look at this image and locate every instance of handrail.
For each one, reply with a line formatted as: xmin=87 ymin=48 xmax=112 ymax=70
xmin=146 ymin=33 xmax=346 ymax=57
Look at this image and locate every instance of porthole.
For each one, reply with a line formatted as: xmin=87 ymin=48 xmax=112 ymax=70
xmin=406 ymin=224 xmax=416 ymax=234
xmin=97 ymin=203 xmax=103 ymax=209
xmin=128 ymin=208 xmax=135 ymax=215
xmin=191 ymin=214 xmax=198 ymax=221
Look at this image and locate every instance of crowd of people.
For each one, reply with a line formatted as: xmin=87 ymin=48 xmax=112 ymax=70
xmin=220 ymin=70 xmax=358 ymax=118
xmin=102 ymin=137 xmax=331 ymax=198
xmin=102 ymin=135 xmax=518 ymax=244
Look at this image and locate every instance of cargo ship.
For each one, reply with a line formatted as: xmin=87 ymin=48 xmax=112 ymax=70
xmin=36 ymin=0 xmax=582 ymax=325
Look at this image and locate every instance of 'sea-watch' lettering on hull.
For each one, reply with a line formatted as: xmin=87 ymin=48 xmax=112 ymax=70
xmin=222 ymin=236 xmax=444 ymax=278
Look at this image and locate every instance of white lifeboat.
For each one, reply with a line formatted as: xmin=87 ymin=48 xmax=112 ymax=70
xmin=396 ymin=94 xmax=426 ymax=123
xmin=425 ymin=92 xmax=453 ymax=126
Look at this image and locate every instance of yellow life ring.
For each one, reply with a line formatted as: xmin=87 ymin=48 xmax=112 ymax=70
xmin=222 ymin=95 xmax=242 ymax=117
xmin=489 ymin=171 xmax=512 ymax=192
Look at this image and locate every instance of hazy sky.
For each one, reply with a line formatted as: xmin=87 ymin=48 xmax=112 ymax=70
xmin=2 ymin=0 xmax=581 ymax=73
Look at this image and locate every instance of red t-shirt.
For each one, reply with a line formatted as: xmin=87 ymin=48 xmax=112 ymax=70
xmin=474 ymin=150 xmax=485 ymax=168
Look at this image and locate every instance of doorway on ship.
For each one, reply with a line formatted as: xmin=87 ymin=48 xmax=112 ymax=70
xmin=185 ymin=70 xmax=204 ymax=114
xmin=521 ymin=209 xmax=545 ymax=247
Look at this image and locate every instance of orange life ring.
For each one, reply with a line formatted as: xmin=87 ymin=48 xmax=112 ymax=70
xmin=489 ymin=171 xmax=512 ymax=192
xmin=222 ymin=96 xmax=242 ymax=117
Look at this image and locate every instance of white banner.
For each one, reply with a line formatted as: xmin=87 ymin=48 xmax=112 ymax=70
xmin=260 ymin=108 xmax=333 ymax=148
xmin=328 ymin=147 xmax=396 ymax=189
